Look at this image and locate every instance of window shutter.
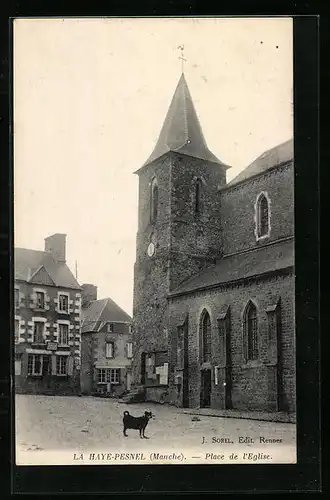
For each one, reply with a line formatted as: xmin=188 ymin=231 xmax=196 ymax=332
xmin=45 ymin=294 xmax=50 ymax=310
xmin=67 ymin=356 xmax=74 ymax=376
xmin=51 ymin=355 xmax=57 ymax=375
xmin=127 ymin=342 xmax=133 ymax=359
xmin=30 ymin=293 xmax=36 ymax=309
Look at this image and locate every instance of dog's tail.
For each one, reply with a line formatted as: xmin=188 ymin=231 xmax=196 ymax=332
xmin=123 ymin=411 xmax=130 ymax=417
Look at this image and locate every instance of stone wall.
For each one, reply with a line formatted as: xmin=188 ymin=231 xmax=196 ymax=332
xmin=81 ymin=323 xmax=132 ymax=395
xmin=14 ymin=281 xmax=81 ymax=395
xmin=132 ymin=152 xmax=228 ymax=388
xmin=221 ymin=163 xmax=294 ymax=255
xmin=168 ymin=271 xmax=295 ymax=413
xmin=132 ymin=152 xmax=295 ymax=411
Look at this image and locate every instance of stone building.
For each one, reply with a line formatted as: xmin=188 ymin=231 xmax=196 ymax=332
xmin=14 ymin=233 xmax=82 ymax=395
xmin=132 ymin=73 xmax=295 ymax=414
xmin=80 ymin=284 xmax=133 ymax=397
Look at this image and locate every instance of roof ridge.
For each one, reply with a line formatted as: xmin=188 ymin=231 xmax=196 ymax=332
xmin=104 ymin=296 xmax=131 ymax=318
xmin=15 ymin=247 xmax=81 ymax=289
xmin=15 ymin=247 xmax=45 ymax=253
xmin=81 ymin=298 xmax=108 ymax=331
xmin=97 ymin=298 xmax=108 ymax=322
xmin=228 ymin=138 xmax=293 ymax=187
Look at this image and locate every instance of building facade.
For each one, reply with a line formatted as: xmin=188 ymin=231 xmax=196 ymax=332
xmin=132 ymin=73 xmax=295 ymax=414
xmin=14 ymin=233 xmax=82 ymax=395
xmin=81 ymin=284 xmax=133 ymax=397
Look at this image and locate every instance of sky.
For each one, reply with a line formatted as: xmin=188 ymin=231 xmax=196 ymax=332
xmin=13 ymin=17 xmax=293 ymax=316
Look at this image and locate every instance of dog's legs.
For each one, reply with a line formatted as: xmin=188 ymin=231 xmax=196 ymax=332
xmin=142 ymin=427 xmax=149 ymax=439
xmin=139 ymin=428 xmax=144 ymax=439
xmin=123 ymin=427 xmax=128 ymax=437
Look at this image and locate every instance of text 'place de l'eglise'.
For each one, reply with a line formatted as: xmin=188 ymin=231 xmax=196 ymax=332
xmin=14 ymin=70 xmax=295 ymax=418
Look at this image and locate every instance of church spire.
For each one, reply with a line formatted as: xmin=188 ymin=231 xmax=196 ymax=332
xmin=139 ymin=72 xmax=231 ymax=170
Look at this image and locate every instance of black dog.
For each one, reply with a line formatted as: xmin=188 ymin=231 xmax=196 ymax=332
xmin=123 ymin=410 xmax=154 ymax=439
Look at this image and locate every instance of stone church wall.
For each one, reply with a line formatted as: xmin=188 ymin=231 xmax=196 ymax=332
xmin=220 ymin=163 xmax=294 ymax=255
xmin=168 ymin=271 xmax=295 ymax=413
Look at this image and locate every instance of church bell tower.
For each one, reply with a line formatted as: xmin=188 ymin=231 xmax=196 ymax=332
xmin=132 ymin=70 xmax=231 ymax=396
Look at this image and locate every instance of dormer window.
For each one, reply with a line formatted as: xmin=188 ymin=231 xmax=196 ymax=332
xmin=107 ymin=323 xmax=114 ymax=333
xmin=150 ymin=178 xmax=158 ymax=223
xmin=255 ymin=192 xmax=271 ymax=240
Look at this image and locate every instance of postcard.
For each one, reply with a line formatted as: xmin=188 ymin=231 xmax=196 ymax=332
xmin=13 ymin=16 xmax=296 ymax=467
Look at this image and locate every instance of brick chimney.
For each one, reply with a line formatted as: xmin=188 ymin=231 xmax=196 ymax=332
xmin=44 ymin=233 xmax=66 ymax=263
xmin=81 ymin=284 xmax=98 ymax=307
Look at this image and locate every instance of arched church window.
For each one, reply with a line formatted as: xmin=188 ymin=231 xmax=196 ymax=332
xmin=195 ymin=178 xmax=203 ymax=215
xmin=256 ymin=192 xmax=270 ymax=239
xmin=150 ymin=179 xmax=158 ymax=223
xmin=244 ymin=301 xmax=258 ymax=361
xmin=200 ymin=309 xmax=211 ymax=362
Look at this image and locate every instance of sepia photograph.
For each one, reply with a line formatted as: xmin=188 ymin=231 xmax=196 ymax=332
xmin=13 ymin=16 xmax=295 ymax=466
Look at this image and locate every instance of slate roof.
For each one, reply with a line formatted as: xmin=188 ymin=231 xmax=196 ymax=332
xmin=81 ymin=297 xmax=132 ymax=333
xmin=228 ymin=139 xmax=293 ymax=186
xmin=14 ymin=247 xmax=81 ymax=290
xmin=138 ymin=73 xmax=231 ymax=171
xmin=169 ymin=238 xmax=294 ymax=297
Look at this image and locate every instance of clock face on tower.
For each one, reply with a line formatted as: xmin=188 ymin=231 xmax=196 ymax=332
xmin=147 ymin=242 xmax=155 ymax=257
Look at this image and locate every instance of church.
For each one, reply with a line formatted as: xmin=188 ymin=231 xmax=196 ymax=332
xmin=132 ymin=72 xmax=295 ymax=415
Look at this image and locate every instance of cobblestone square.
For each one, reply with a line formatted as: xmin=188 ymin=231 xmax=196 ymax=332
xmin=15 ymin=395 xmax=296 ymax=465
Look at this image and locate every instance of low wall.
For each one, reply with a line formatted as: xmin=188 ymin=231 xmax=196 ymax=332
xmin=145 ymin=386 xmax=169 ymax=404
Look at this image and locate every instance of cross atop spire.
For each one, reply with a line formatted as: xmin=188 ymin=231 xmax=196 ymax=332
xmin=177 ymin=45 xmax=187 ymax=73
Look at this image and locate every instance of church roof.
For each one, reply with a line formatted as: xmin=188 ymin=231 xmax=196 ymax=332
xmin=14 ymin=247 xmax=81 ymax=290
xmin=228 ymin=138 xmax=293 ymax=186
xmin=139 ymin=73 xmax=231 ymax=171
xmin=81 ymin=297 xmax=132 ymax=333
xmin=169 ymin=238 xmax=294 ymax=298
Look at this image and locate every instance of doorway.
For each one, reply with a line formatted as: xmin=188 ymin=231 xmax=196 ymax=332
xmin=200 ymin=369 xmax=211 ymax=407
xmin=42 ymin=354 xmax=51 ymax=388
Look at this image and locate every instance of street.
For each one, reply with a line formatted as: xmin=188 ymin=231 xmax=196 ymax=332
xmin=15 ymin=395 xmax=296 ymax=465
